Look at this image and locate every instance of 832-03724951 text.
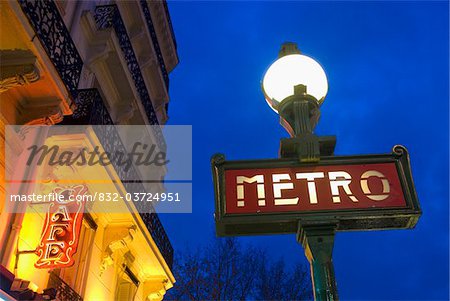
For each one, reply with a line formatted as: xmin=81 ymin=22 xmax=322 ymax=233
xmin=9 ymin=192 xmax=182 ymax=203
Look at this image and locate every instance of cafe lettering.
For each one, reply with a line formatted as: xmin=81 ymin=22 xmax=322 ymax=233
xmin=34 ymin=185 xmax=86 ymax=269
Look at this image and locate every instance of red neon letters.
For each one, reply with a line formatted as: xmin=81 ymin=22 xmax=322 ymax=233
xmin=35 ymin=185 xmax=86 ymax=269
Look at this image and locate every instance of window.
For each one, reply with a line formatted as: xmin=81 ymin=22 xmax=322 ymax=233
xmin=115 ymin=265 xmax=139 ymax=301
xmin=56 ymin=213 xmax=97 ymax=296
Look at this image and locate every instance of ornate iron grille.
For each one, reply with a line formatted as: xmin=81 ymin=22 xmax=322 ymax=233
xmin=62 ymin=89 xmax=113 ymax=125
xmin=62 ymin=89 xmax=174 ymax=269
xmin=18 ymin=0 xmax=83 ymax=99
xmin=47 ymin=271 xmax=83 ymax=301
xmin=93 ymin=5 xmax=165 ymax=151
xmin=140 ymin=211 xmax=174 ymax=268
xmin=140 ymin=0 xmax=169 ymax=90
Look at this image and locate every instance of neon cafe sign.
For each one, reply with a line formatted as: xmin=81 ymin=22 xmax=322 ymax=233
xmin=34 ymin=185 xmax=86 ymax=269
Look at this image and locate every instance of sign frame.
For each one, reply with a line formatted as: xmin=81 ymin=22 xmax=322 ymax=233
xmin=212 ymin=145 xmax=421 ymax=236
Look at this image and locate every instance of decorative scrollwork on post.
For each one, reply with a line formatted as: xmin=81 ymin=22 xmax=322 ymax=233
xmin=211 ymin=153 xmax=226 ymax=166
xmin=393 ymin=144 xmax=408 ymax=157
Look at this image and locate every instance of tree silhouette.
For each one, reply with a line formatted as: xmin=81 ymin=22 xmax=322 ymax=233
xmin=165 ymin=237 xmax=312 ymax=300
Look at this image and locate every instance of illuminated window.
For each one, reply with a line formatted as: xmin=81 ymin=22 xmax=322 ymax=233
xmin=54 ymin=213 xmax=97 ymax=296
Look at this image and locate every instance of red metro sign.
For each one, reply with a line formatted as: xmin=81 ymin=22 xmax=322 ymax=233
xmin=212 ymin=146 xmax=421 ymax=236
xmin=225 ymin=162 xmax=405 ymax=214
xmin=35 ymin=185 xmax=86 ymax=269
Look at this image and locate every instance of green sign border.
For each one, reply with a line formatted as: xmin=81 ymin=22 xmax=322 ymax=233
xmin=212 ymin=145 xmax=421 ymax=237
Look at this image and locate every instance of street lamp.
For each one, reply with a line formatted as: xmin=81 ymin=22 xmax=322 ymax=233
xmin=263 ymin=42 xmax=339 ymax=300
xmin=262 ymin=42 xmax=334 ymax=162
xmin=212 ymin=41 xmax=421 ymax=301
xmin=262 ymin=42 xmax=328 ymax=110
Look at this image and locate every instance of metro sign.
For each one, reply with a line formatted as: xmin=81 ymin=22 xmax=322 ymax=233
xmin=212 ymin=145 xmax=421 ymax=236
xmin=226 ymin=163 xmax=405 ymax=213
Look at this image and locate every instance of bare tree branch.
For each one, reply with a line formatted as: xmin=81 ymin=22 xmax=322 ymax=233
xmin=165 ymin=237 xmax=312 ymax=300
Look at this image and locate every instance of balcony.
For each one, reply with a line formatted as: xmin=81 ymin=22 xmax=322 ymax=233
xmin=93 ymin=5 xmax=166 ymax=145
xmin=18 ymin=0 xmax=83 ymax=100
xmin=139 ymin=0 xmax=169 ymax=90
xmin=47 ymin=271 xmax=83 ymax=301
xmin=162 ymin=1 xmax=177 ymax=51
xmin=144 ymin=0 xmax=179 ymax=75
xmin=63 ymin=89 xmax=174 ymax=269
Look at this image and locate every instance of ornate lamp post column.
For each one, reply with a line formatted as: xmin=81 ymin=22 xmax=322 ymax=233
xmin=212 ymin=41 xmax=420 ymax=301
xmin=262 ymin=42 xmax=339 ymax=300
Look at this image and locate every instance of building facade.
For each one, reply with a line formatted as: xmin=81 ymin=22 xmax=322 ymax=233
xmin=0 ymin=0 xmax=178 ymax=300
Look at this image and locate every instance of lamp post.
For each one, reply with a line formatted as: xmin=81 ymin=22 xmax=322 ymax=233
xmin=262 ymin=42 xmax=339 ymax=300
xmin=212 ymin=41 xmax=420 ymax=301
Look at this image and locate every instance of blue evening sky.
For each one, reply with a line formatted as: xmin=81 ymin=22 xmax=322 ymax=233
xmin=161 ymin=1 xmax=449 ymax=299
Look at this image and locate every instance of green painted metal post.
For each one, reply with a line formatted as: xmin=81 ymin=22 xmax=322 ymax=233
xmin=273 ymin=50 xmax=340 ymax=300
xmin=278 ymin=81 xmax=339 ymax=300
xmin=297 ymin=223 xmax=339 ymax=301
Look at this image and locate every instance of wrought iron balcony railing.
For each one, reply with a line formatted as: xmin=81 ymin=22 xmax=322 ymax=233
xmin=94 ymin=5 xmax=165 ymax=150
xmin=162 ymin=0 xmax=177 ymax=50
xmin=63 ymin=89 xmax=113 ymax=125
xmin=140 ymin=0 xmax=169 ymax=90
xmin=47 ymin=271 xmax=83 ymax=301
xmin=141 ymin=210 xmax=174 ymax=268
xmin=63 ymin=89 xmax=174 ymax=269
xmin=18 ymin=0 xmax=83 ymax=99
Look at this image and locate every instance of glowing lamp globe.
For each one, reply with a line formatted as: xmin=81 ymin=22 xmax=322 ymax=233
xmin=262 ymin=48 xmax=328 ymax=112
